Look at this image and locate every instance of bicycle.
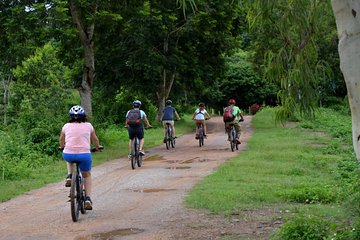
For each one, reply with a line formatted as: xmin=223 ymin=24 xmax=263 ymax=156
xmin=195 ymin=120 xmax=208 ymax=147
xmin=164 ymin=122 xmax=175 ymax=149
xmin=229 ymin=123 xmax=239 ymax=151
xmin=60 ymin=147 xmax=103 ymax=222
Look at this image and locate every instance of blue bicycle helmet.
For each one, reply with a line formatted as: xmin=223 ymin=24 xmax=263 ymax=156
xmin=69 ymin=105 xmax=85 ymax=119
xmin=132 ymin=100 xmax=142 ymax=107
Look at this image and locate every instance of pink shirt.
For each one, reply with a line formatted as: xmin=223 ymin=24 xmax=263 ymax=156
xmin=62 ymin=122 xmax=94 ymax=154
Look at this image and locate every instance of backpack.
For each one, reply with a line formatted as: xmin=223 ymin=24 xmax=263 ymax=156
xmin=126 ymin=109 xmax=142 ymax=126
xmin=223 ymin=106 xmax=235 ymax=122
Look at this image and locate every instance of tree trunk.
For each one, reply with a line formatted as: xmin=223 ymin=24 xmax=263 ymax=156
xmin=155 ymin=36 xmax=177 ymax=121
xmin=332 ymin=0 xmax=360 ymax=160
xmin=2 ymin=75 xmax=11 ymax=126
xmin=69 ymin=0 xmax=97 ymax=117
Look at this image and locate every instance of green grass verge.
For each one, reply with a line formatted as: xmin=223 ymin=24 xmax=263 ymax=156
xmin=185 ymin=107 xmax=358 ymax=238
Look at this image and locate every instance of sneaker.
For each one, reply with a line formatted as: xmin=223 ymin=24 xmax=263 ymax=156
xmin=84 ymin=196 xmax=93 ymax=210
xmin=139 ymin=150 xmax=145 ymax=156
xmin=65 ymin=174 xmax=72 ymax=187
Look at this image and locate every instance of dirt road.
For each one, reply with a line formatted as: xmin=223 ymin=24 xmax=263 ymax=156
xmin=0 ymin=116 xmax=259 ymax=240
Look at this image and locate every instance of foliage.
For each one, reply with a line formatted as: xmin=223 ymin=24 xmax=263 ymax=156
xmin=10 ymin=43 xmax=73 ymax=156
xmin=246 ymin=0 xmax=342 ymax=121
xmin=282 ymin=182 xmax=337 ymax=204
xmin=218 ymin=49 xmax=278 ymax=110
xmin=249 ymin=103 xmax=261 ymax=115
xmin=272 ymin=215 xmax=330 ymax=240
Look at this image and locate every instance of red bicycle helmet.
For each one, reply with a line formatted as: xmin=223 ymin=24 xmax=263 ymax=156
xmin=228 ymin=99 xmax=236 ymax=105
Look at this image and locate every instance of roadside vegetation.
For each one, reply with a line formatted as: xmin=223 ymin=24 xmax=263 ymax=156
xmin=186 ymin=107 xmax=360 ymax=239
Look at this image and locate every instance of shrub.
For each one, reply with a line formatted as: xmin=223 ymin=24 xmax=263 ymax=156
xmin=273 ymin=215 xmax=330 ymax=240
xmin=250 ymin=103 xmax=261 ymax=115
xmin=282 ymin=183 xmax=336 ymax=204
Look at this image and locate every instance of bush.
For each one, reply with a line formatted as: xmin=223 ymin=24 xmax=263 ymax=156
xmin=282 ymin=183 xmax=336 ymax=204
xmin=250 ymin=103 xmax=261 ymax=115
xmin=273 ymin=215 xmax=330 ymax=240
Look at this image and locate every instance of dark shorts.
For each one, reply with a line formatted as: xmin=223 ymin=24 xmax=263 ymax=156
xmin=128 ymin=125 xmax=144 ymax=140
xmin=62 ymin=153 xmax=92 ymax=172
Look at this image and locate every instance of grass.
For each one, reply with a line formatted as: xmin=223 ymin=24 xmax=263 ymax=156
xmin=0 ymin=115 xmax=195 ymax=202
xmin=185 ymin=107 xmax=358 ymax=237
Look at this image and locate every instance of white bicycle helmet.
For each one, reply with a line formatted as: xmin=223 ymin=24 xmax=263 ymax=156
xmin=132 ymin=100 xmax=142 ymax=107
xmin=69 ymin=105 xmax=85 ymax=119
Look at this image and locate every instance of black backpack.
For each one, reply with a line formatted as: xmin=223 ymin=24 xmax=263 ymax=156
xmin=126 ymin=109 xmax=142 ymax=126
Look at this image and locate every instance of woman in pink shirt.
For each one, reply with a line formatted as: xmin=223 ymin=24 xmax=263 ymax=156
xmin=59 ymin=105 xmax=102 ymax=210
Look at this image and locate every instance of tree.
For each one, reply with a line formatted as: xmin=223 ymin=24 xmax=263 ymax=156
xmin=246 ymin=0 xmax=335 ymax=120
xmin=331 ymin=0 xmax=360 ymax=160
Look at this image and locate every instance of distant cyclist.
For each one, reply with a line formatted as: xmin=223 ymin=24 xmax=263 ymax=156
xmin=125 ymin=100 xmax=152 ymax=157
xmin=59 ymin=105 xmax=102 ymax=210
xmin=192 ymin=102 xmax=211 ymax=138
xmin=161 ymin=100 xmax=181 ymax=143
xmin=223 ymin=99 xmax=244 ymax=144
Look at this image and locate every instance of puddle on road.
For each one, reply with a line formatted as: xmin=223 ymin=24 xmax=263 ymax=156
xmin=133 ymin=188 xmax=176 ymax=193
xmin=165 ymin=166 xmax=191 ymax=170
xmin=79 ymin=228 xmax=144 ymax=240
xmin=166 ymin=157 xmax=199 ymax=164
xmin=145 ymin=155 xmax=165 ymax=161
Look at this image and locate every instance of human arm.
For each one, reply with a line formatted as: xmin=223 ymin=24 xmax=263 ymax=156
xmin=59 ymin=131 xmax=65 ymax=149
xmin=143 ymin=116 xmax=152 ymax=128
xmin=205 ymin=111 xmax=211 ymax=120
xmin=239 ymin=112 xmax=244 ymax=121
xmin=91 ymin=129 xmax=102 ymax=150
xmin=175 ymin=111 xmax=181 ymax=121
xmin=238 ymin=108 xmax=244 ymax=122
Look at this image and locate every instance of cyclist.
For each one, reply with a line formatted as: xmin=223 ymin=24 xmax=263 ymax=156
xmin=59 ymin=105 xmax=102 ymax=210
xmin=125 ymin=100 xmax=152 ymax=158
xmin=192 ymin=102 xmax=211 ymax=139
xmin=224 ymin=99 xmax=244 ymax=144
xmin=161 ymin=99 xmax=181 ymax=143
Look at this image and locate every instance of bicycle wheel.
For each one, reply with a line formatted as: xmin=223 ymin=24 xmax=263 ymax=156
xmin=131 ymin=155 xmax=137 ymax=169
xmin=171 ymin=135 xmax=175 ymax=148
xmin=165 ymin=127 xmax=170 ymax=150
xmin=198 ymin=127 xmax=204 ymax=147
xmin=169 ymin=128 xmax=175 ymax=148
xmin=80 ymin=181 xmax=86 ymax=214
xmin=131 ymin=139 xmax=137 ymax=169
xmin=230 ymin=127 xmax=236 ymax=152
xmin=70 ymin=172 xmax=80 ymax=222
xmin=137 ymin=153 xmax=142 ymax=167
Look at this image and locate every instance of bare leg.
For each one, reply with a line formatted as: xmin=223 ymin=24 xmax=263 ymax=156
xmin=139 ymin=138 xmax=144 ymax=150
xmin=82 ymin=172 xmax=92 ymax=196
xmin=172 ymin=124 xmax=176 ymax=137
xmin=67 ymin=162 xmax=73 ymax=175
xmin=128 ymin=139 xmax=133 ymax=153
